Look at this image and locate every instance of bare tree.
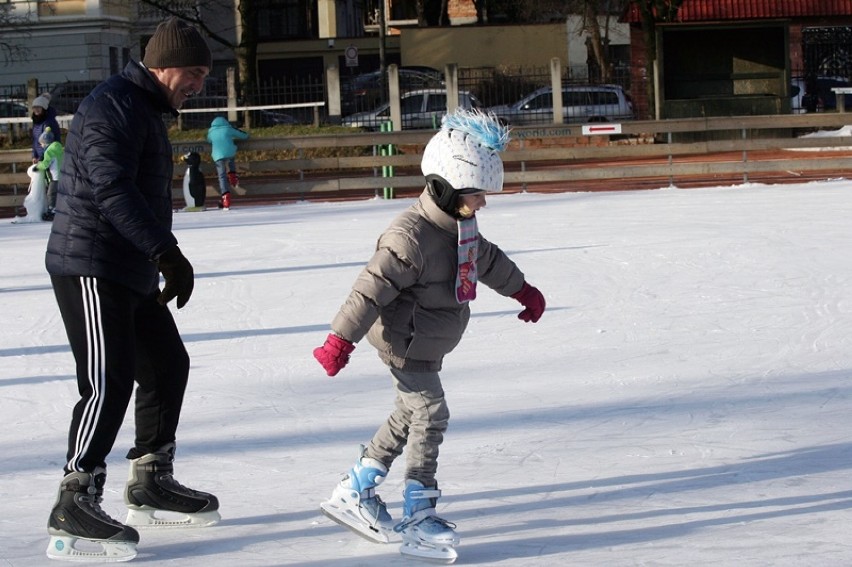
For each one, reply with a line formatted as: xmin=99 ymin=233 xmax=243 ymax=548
xmin=138 ymin=0 xmax=238 ymax=49
xmin=634 ymin=0 xmax=684 ymax=116
xmin=416 ymin=0 xmax=427 ymax=26
xmin=0 ymin=3 xmax=33 ymax=66
xmin=583 ymin=1 xmax=612 ymax=81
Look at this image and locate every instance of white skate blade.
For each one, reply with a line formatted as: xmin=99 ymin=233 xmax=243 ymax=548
xmin=400 ymin=540 xmax=458 ymax=564
xmin=125 ymin=506 xmax=220 ymax=528
xmin=46 ymin=535 xmax=137 ymax=562
xmin=320 ymin=500 xmax=393 ymax=543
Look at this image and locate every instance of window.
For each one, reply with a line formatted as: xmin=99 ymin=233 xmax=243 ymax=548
xmin=38 ymin=0 xmax=85 ymax=17
xmin=401 ymin=94 xmax=425 ymax=114
xmin=527 ymin=93 xmax=552 ymax=110
xmin=590 ymin=91 xmax=618 ymax=105
xmin=425 ymin=93 xmax=446 ymax=112
xmin=257 ymin=0 xmax=310 ymax=40
xmin=564 ymin=91 xmax=591 ymax=106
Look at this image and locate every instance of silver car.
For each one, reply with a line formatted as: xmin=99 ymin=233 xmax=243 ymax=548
xmin=342 ymin=88 xmax=481 ymax=130
xmin=488 ymin=84 xmax=634 ymax=125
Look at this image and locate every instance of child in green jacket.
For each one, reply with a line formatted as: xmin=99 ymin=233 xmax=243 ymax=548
xmin=35 ymin=127 xmax=63 ymax=221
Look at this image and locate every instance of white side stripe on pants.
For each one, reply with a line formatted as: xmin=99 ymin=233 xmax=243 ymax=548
xmin=68 ymin=276 xmax=107 ymax=472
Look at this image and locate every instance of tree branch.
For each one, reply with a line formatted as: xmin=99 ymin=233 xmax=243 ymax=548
xmin=137 ymin=0 xmax=236 ymax=49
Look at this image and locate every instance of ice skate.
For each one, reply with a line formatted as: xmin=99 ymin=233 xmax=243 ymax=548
xmin=320 ymin=446 xmax=396 ymax=543
xmin=46 ymin=469 xmax=139 ymax=562
xmin=394 ymin=480 xmax=459 ymax=564
xmin=227 ymin=171 xmax=246 ymax=195
xmin=124 ymin=443 xmax=220 ymax=528
xmin=217 ymin=192 xmax=231 ymax=211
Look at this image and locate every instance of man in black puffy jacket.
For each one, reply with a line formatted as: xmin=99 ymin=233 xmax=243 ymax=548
xmin=44 ymin=18 xmax=220 ymax=562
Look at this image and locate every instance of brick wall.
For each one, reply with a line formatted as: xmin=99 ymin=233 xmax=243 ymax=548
xmin=448 ymin=0 xmax=477 ymax=20
xmin=629 ymin=26 xmax=652 ymax=120
xmin=789 ymin=25 xmax=803 ymax=71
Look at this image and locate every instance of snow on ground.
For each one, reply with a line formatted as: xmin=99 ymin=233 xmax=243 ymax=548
xmin=2 ymin=180 xmax=852 ymax=566
xmin=801 ymin=125 xmax=852 ymax=138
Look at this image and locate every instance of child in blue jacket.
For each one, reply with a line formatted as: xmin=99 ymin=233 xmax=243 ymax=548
xmin=206 ymin=116 xmax=249 ymax=210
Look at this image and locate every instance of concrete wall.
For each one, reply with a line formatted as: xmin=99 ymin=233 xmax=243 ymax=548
xmin=400 ymin=23 xmax=568 ymax=70
xmin=257 ymin=35 xmax=402 ymax=78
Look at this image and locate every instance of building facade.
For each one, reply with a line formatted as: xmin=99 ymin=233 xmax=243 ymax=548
xmin=2 ymin=1 xmax=627 ymax=92
xmin=0 ymin=0 xmax=237 ymax=90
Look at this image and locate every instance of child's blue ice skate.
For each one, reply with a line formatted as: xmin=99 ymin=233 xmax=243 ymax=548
xmin=320 ymin=446 xmax=395 ymax=543
xmin=394 ymin=479 xmax=459 ymax=564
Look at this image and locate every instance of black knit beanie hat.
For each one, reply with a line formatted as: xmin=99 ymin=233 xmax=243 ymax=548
xmin=143 ymin=17 xmax=211 ymax=69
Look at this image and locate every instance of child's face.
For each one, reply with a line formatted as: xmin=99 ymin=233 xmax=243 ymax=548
xmin=457 ymin=193 xmax=486 ymax=218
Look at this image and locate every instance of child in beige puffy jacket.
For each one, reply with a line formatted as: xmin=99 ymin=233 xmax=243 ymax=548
xmin=314 ymin=109 xmax=546 ymax=563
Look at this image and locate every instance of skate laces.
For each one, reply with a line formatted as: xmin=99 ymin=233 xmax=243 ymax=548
xmin=393 ymin=510 xmax=456 ymax=533
xmin=77 ymin=489 xmax=121 ymax=525
xmin=146 ymin=459 xmax=195 ymax=494
xmin=157 ymin=471 xmax=199 ymax=495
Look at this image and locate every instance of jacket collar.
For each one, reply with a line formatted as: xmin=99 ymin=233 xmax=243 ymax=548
xmin=122 ymin=60 xmax=179 ymax=117
xmin=418 ymin=189 xmax=458 ymax=234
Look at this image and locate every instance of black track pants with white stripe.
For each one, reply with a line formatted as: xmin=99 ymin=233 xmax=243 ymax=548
xmin=51 ymin=275 xmax=190 ymax=475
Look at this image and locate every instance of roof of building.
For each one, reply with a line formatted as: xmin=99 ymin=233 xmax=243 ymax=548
xmin=623 ymin=0 xmax=852 ymax=23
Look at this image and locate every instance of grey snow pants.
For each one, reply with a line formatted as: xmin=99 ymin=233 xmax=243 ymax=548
xmin=366 ymin=367 xmax=450 ymax=488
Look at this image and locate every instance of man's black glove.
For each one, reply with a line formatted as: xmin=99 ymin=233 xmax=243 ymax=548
xmin=157 ymin=246 xmax=194 ymax=309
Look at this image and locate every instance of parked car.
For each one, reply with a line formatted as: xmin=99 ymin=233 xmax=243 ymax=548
xmin=342 ymin=88 xmax=481 ymax=130
xmin=488 ymin=84 xmax=634 ymax=125
xmin=790 ymin=76 xmax=852 ymax=113
xmin=48 ymin=80 xmax=100 ymax=115
xmin=0 ymin=99 xmax=28 ymax=136
xmin=0 ymin=99 xmax=28 ymax=118
xmin=341 ymin=68 xmax=444 ymax=115
xmin=255 ymin=109 xmax=301 ymax=126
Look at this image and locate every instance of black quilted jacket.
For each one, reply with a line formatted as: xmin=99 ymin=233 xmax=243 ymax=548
xmin=45 ymin=61 xmax=179 ymax=296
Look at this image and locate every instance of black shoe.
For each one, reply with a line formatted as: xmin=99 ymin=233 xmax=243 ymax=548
xmin=124 ymin=443 xmax=220 ymax=527
xmin=48 ymin=469 xmax=139 ymax=543
xmin=42 ymin=211 xmax=55 ymax=221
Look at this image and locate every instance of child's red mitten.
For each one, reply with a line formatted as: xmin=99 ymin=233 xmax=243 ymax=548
xmin=511 ymin=282 xmax=545 ymax=323
xmin=313 ymin=334 xmax=355 ymax=376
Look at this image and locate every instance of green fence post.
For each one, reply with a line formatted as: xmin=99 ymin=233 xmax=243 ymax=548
xmin=381 ymin=120 xmax=395 ymax=199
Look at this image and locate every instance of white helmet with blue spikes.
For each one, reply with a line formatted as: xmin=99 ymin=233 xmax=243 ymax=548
xmin=421 ymin=108 xmax=510 ymax=216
